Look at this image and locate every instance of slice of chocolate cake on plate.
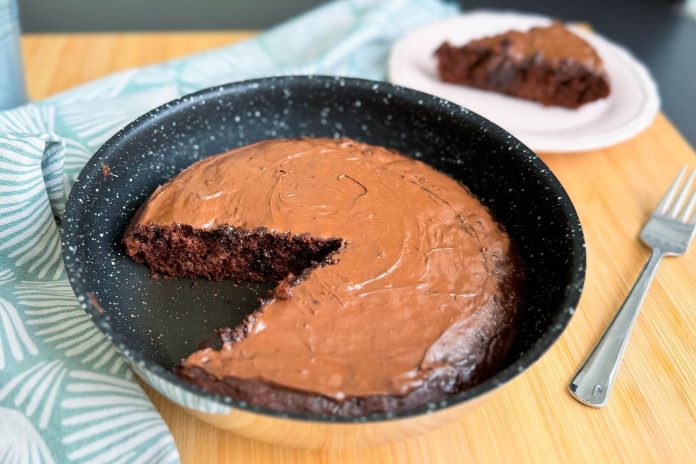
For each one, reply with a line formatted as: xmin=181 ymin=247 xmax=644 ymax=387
xmin=434 ymin=21 xmax=610 ymax=108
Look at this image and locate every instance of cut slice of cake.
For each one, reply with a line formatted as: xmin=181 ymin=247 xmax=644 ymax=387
xmin=434 ymin=22 xmax=611 ymax=108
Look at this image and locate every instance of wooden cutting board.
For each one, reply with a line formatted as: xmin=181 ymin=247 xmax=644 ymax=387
xmin=22 ymin=32 xmax=696 ymax=463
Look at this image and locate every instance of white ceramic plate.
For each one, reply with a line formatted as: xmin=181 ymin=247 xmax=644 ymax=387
xmin=388 ymin=11 xmax=660 ymax=153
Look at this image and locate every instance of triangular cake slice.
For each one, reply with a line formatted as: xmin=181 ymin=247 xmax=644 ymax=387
xmin=435 ymin=21 xmax=611 ymax=108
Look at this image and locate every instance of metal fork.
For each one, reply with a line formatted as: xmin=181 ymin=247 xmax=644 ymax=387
xmin=569 ymin=166 xmax=696 ymax=408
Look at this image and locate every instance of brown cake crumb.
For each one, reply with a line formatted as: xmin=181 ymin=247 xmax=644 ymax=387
xmin=101 ymin=163 xmax=111 ymax=177
xmin=274 ymin=274 xmax=295 ymax=299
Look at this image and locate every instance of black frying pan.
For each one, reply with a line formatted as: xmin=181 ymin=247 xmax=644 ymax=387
xmin=62 ymin=75 xmax=585 ymax=427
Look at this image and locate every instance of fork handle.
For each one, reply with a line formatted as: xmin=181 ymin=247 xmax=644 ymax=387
xmin=569 ymin=250 xmax=665 ymax=407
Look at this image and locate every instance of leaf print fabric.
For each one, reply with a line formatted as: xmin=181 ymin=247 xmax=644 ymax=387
xmin=0 ymin=1 xmax=456 ymax=461
xmin=0 ymin=133 xmax=178 ymax=463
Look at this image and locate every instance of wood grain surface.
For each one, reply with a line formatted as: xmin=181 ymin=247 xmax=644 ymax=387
xmin=21 ymin=32 xmax=696 ymax=463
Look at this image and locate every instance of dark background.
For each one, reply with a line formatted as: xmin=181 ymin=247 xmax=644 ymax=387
xmin=19 ymin=0 xmax=324 ymax=31
xmin=18 ymin=0 xmax=696 ymax=147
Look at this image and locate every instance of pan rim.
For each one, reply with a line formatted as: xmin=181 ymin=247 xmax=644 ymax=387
xmin=62 ymin=75 xmax=585 ymax=424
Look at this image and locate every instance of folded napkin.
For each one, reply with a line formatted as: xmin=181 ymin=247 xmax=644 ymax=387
xmin=0 ymin=0 xmax=457 ymax=462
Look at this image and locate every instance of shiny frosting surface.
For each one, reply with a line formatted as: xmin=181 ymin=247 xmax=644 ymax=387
xmin=135 ymin=138 xmax=513 ymax=399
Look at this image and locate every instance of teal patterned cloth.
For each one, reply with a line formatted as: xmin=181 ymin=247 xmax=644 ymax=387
xmin=0 ymin=0 xmax=457 ymax=461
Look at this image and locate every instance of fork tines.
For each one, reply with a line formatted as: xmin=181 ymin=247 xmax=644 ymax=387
xmin=657 ymin=166 xmax=696 ymax=223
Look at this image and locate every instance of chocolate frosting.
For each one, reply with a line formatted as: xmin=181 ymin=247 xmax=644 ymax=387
xmin=133 ymin=138 xmax=516 ymax=400
xmin=470 ymin=22 xmax=604 ymax=70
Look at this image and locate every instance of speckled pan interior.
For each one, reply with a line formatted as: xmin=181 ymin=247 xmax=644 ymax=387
xmin=62 ymin=76 xmax=585 ymax=422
